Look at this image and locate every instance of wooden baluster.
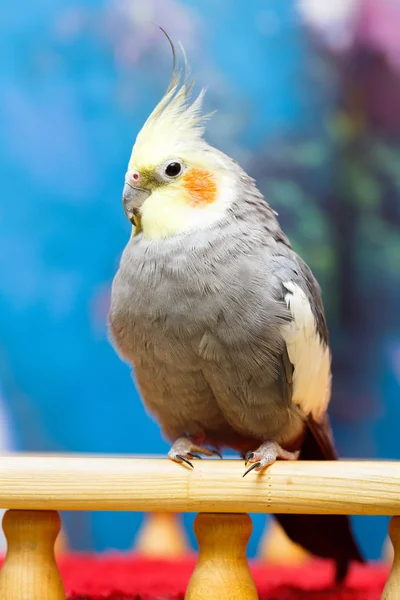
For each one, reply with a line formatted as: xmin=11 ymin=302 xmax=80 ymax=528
xmin=185 ymin=513 xmax=258 ymax=600
xmin=0 ymin=510 xmax=66 ymax=600
xmin=382 ymin=517 xmax=400 ymax=600
xmin=55 ymin=525 xmax=68 ymax=556
xmin=258 ymin=519 xmax=310 ymax=565
xmin=383 ymin=532 xmax=394 ymax=564
xmin=134 ymin=512 xmax=189 ymax=557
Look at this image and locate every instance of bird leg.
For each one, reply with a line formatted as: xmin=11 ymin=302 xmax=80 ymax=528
xmin=243 ymin=441 xmax=299 ymax=477
xmin=168 ymin=437 xmax=222 ymax=469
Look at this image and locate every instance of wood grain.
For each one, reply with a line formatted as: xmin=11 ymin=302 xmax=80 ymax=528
xmin=0 ymin=510 xmax=66 ymax=599
xmin=382 ymin=516 xmax=400 ymax=599
xmin=0 ymin=455 xmax=399 ymax=515
xmin=185 ymin=513 xmax=258 ymax=600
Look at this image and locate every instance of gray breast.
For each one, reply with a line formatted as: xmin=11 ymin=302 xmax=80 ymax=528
xmin=109 ymin=204 xmax=303 ymax=446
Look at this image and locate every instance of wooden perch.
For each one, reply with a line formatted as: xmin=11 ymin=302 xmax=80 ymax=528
xmin=0 ymin=455 xmax=399 ymax=514
xmin=0 ymin=455 xmax=399 ymax=599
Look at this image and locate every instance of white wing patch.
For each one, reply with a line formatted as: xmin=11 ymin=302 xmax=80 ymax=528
xmin=281 ymin=282 xmax=331 ymax=421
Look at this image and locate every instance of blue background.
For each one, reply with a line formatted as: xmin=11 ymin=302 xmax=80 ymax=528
xmin=2 ymin=0 xmax=400 ymax=558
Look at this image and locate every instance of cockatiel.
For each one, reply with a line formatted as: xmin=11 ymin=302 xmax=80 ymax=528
xmin=109 ymin=33 xmax=364 ymax=581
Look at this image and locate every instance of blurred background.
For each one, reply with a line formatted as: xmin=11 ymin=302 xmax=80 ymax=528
xmin=1 ymin=0 xmax=400 ymax=559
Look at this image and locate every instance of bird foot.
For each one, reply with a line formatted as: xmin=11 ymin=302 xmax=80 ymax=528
xmin=168 ymin=437 xmax=222 ymax=469
xmin=243 ymin=441 xmax=299 ymax=477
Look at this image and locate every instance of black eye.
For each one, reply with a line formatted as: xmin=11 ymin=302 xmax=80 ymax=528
xmin=164 ymin=161 xmax=182 ymax=178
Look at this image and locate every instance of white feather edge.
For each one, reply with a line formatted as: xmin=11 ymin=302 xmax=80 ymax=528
xmin=281 ymin=281 xmax=331 ymax=421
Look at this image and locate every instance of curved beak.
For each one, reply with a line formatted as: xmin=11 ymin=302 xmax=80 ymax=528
xmin=122 ymin=182 xmax=151 ymax=223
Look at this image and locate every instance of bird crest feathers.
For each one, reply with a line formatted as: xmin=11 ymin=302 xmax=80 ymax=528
xmin=129 ymin=29 xmax=212 ymax=169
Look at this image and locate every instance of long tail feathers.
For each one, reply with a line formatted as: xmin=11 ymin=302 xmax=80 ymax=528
xmin=274 ymin=425 xmax=364 ymax=583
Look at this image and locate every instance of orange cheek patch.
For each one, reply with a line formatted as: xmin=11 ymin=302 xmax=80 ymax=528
xmin=182 ymin=168 xmax=217 ymax=206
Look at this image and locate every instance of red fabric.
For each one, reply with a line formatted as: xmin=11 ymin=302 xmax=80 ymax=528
xmin=58 ymin=555 xmax=389 ymax=600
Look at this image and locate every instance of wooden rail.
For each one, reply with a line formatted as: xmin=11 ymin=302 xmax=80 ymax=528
xmin=0 ymin=455 xmax=398 ymax=599
xmin=0 ymin=456 xmax=399 ymax=514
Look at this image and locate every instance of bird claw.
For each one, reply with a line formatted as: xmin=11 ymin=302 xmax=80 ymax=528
xmin=243 ymin=461 xmax=262 ymax=477
xmin=242 ymin=441 xmax=299 ymax=477
xmin=175 ymin=455 xmax=194 ymax=469
xmin=168 ymin=438 xmax=223 ymax=469
xmin=244 ymin=452 xmax=254 ymax=466
xmin=211 ymin=449 xmax=223 ymax=459
xmin=187 ymin=452 xmax=202 ymax=460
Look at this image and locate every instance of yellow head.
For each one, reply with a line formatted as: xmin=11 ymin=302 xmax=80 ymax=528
xmin=122 ymin=35 xmax=237 ymax=240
